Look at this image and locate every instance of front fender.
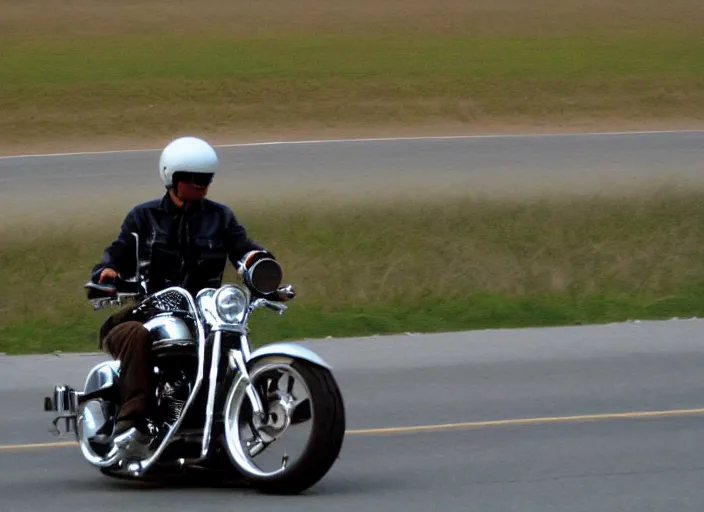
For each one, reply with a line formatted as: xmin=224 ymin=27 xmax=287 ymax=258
xmin=248 ymin=342 xmax=332 ymax=371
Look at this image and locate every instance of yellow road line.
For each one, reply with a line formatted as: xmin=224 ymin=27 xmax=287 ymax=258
xmin=3 ymin=407 xmax=704 ymax=452
xmin=0 ymin=441 xmax=77 ymax=451
xmin=347 ymin=408 xmax=704 ymax=435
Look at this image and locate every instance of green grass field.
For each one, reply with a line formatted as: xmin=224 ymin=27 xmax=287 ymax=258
xmin=1 ymin=0 xmax=703 ymax=147
xmin=2 ymin=190 xmax=704 ymax=355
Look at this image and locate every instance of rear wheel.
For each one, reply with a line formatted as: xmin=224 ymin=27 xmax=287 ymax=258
xmin=222 ymin=356 xmax=346 ymax=494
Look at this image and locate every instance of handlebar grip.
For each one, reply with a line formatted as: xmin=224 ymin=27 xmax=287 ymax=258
xmin=84 ymin=281 xmax=117 ymax=300
xmin=258 ymin=299 xmax=287 ymax=313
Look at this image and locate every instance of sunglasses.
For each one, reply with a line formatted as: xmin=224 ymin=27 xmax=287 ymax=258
xmin=174 ymin=172 xmax=214 ymax=187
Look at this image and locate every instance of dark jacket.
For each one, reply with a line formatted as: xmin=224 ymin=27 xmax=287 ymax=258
xmin=92 ymin=192 xmax=268 ymax=298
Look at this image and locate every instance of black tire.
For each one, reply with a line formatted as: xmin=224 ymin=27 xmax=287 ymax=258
xmin=229 ymin=358 xmax=346 ymax=495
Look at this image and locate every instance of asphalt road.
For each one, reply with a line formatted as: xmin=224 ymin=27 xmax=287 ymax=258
xmin=1 ymin=130 xmax=703 ymax=223
xmin=3 ymin=319 xmax=704 ymax=511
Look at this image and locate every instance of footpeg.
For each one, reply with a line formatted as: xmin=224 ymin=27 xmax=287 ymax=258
xmin=44 ymin=385 xmax=83 ymax=435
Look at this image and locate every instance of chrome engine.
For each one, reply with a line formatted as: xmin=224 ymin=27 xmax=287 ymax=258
xmin=155 ymin=369 xmax=192 ymax=426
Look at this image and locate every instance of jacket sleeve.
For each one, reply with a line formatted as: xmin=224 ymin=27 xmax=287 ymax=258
xmin=223 ymin=207 xmax=271 ymax=265
xmin=90 ymin=207 xmax=141 ymax=282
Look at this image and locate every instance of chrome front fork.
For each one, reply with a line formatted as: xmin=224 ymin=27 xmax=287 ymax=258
xmin=228 ymin=345 xmax=266 ymax=421
xmin=201 ymin=332 xmax=266 ymax=458
xmin=200 ymin=330 xmax=222 ymax=458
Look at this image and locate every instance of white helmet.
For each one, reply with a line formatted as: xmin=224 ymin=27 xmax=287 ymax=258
xmin=159 ymin=136 xmax=219 ymax=188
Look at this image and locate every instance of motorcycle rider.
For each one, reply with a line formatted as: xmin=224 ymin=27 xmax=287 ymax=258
xmin=88 ymin=136 xmax=291 ymax=449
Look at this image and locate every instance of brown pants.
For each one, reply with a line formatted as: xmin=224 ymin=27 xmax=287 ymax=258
xmin=102 ymin=321 xmax=153 ymax=421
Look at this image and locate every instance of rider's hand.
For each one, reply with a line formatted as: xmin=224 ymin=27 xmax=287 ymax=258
xmin=99 ymin=268 xmax=118 ymax=283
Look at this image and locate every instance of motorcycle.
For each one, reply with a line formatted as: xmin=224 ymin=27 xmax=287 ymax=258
xmin=43 ymin=238 xmax=346 ymax=494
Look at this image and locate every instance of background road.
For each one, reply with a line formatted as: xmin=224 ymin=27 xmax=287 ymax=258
xmin=2 ymin=319 xmax=704 ymax=511
xmin=1 ymin=130 xmax=703 ymax=223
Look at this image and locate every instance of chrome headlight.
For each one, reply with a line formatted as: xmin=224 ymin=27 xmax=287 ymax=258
xmin=214 ymin=285 xmax=249 ymax=324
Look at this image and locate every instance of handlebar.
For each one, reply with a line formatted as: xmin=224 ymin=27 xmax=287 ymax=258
xmin=250 ymin=298 xmax=288 ymax=315
xmin=85 ymin=276 xmax=294 ymax=316
xmin=84 ymin=278 xmax=144 ymax=311
xmin=249 ymin=284 xmax=295 ymax=315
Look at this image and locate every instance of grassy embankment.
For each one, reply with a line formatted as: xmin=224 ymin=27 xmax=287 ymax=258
xmin=2 ymin=191 xmax=704 ymax=354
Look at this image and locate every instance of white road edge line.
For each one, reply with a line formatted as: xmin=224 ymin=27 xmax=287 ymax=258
xmin=1 ymin=129 xmax=703 ymax=160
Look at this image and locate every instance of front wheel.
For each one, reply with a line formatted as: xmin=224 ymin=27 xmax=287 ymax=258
xmin=222 ymin=356 xmax=346 ymax=494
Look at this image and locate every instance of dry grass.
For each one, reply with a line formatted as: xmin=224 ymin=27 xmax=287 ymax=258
xmin=3 ymin=0 xmax=704 ymax=38
xmin=4 ymin=188 xmax=704 ymax=353
xmin=251 ymin=190 xmax=704 ymax=304
xmin=1 ymin=0 xmax=703 ymax=149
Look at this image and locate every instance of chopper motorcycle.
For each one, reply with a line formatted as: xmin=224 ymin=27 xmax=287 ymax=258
xmin=43 ymin=242 xmax=346 ymax=494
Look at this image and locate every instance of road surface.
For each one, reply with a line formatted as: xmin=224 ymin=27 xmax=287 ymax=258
xmin=0 ymin=130 xmax=702 ymax=223
xmin=2 ymin=320 xmax=704 ymax=511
